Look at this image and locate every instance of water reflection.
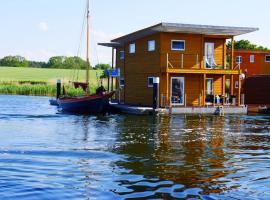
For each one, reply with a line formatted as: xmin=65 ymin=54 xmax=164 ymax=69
xmin=1 ymin=96 xmax=270 ymax=199
xmin=113 ymin=114 xmax=270 ymax=199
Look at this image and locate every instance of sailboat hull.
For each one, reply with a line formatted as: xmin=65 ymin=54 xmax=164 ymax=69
xmin=58 ymin=92 xmax=114 ymax=114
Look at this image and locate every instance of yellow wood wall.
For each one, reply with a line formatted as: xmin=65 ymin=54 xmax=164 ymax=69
xmin=116 ymin=32 xmax=227 ymax=107
xmin=116 ymin=33 xmax=161 ymax=106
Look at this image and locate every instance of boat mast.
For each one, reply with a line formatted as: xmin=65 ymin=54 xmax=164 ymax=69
xmin=86 ymin=0 xmax=90 ymax=95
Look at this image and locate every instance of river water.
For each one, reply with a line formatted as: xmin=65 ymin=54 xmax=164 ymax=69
xmin=0 ymin=95 xmax=270 ymax=199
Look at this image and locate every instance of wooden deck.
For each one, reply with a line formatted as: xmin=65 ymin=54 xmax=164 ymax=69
xmin=110 ymin=103 xmax=154 ymax=115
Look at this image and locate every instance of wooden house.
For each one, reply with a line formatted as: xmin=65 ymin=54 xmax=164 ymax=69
xmin=232 ymin=49 xmax=270 ymax=77
xmin=100 ymin=23 xmax=258 ymax=108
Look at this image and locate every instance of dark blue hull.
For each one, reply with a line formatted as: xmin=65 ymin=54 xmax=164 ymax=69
xmin=58 ymin=93 xmax=114 ymax=114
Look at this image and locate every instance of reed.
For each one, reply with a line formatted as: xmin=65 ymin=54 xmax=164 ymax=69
xmin=0 ymin=82 xmax=96 ymax=97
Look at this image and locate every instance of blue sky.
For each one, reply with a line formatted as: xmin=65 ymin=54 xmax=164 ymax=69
xmin=0 ymin=0 xmax=269 ymax=65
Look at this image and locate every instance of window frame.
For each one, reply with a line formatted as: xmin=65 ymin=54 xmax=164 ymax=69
xmin=236 ymin=56 xmax=242 ymax=64
xmin=119 ymin=51 xmax=124 ymax=60
xmin=171 ymin=40 xmax=185 ymax=51
xmin=129 ymin=43 xmax=136 ymax=54
xmin=235 ymin=81 xmax=239 ymax=89
xmin=250 ymin=55 xmax=254 ymax=63
xmin=265 ymin=55 xmax=270 ymax=63
xmin=206 ymin=78 xmax=214 ymax=95
xmin=148 ymin=40 xmax=156 ymax=52
xmin=148 ymin=77 xmax=154 ymax=88
xmin=120 ymin=78 xmax=125 ymax=87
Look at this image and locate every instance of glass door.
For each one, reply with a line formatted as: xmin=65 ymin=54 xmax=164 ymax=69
xmin=205 ymin=42 xmax=215 ymax=69
xmin=170 ymin=77 xmax=185 ymax=106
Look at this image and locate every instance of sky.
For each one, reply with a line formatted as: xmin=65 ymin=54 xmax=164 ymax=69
xmin=0 ymin=0 xmax=269 ymax=66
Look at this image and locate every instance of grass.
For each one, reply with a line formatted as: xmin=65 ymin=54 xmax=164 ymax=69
xmin=0 ymin=67 xmax=102 ymax=85
xmin=0 ymin=67 xmax=105 ymax=96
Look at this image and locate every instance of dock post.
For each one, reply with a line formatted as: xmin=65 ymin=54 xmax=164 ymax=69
xmin=153 ymin=77 xmax=160 ymax=109
xmin=56 ymin=79 xmax=61 ymax=99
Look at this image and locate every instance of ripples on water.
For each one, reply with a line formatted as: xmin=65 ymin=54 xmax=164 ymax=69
xmin=0 ymin=95 xmax=270 ymax=199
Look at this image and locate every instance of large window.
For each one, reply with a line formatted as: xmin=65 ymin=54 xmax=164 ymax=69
xmin=206 ymin=78 xmax=214 ymax=95
xmin=171 ymin=40 xmax=185 ymax=51
xmin=120 ymin=78 xmax=125 ymax=87
xmin=250 ymin=55 xmax=254 ymax=63
xmin=236 ymin=56 xmax=242 ymax=64
xmin=265 ymin=55 xmax=270 ymax=62
xmin=148 ymin=40 xmax=155 ymax=51
xmin=120 ymin=51 xmax=124 ymax=60
xmin=148 ymin=77 xmax=154 ymax=87
xmin=129 ymin=43 xmax=136 ymax=54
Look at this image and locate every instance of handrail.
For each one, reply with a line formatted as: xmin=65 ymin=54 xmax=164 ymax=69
xmin=164 ymin=52 xmax=199 ymax=69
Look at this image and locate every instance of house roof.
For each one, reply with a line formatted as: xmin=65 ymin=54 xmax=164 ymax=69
xmin=232 ymin=49 xmax=270 ymax=54
xmin=99 ymin=23 xmax=259 ymax=47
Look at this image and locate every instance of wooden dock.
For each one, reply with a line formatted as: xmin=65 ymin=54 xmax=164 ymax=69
xmin=110 ymin=103 xmax=154 ymax=115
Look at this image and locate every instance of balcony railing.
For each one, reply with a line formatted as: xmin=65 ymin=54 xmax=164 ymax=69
xmin=163 ymin=52 xmax=200 ymax=69
xmin=162 ymin=53 xmax=241 ymax=71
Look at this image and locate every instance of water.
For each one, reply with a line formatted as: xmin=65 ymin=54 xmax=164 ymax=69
xmin=0 ymin=95 xmax=270 ymax=200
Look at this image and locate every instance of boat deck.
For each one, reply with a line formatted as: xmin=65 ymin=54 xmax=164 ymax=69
xmin=110 ymin=102 xmax=248 ymax=115
xmin=109 ymin=103 xmax=154 ymax=115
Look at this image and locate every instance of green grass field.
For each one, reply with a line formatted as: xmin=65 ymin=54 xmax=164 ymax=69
xmin=0 ymin=67 xmax=102 ymax=85
xmin=0 ymin=67 xmax=105 ymax=96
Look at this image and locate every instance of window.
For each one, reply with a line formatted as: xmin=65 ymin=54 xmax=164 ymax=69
xmin=171 ymin=40 xmax=185 ymax=51
xmin=148 ymin=77 xmax=154 ymax=87
xmin=235 ymin=81 xmax=239 ymax=89
xmin=148 ymin=40 xmax=155 ymax=51
xmin=129 ymin=43 xmax=136 ymax=54
xmin=206 ymin=78 xmax=214 ymax=95
xmin=120 ymin=78 xmax=125 ymax=87
xmin=265 ymin=55 xmax=270 ymax=62
xmin=250 ymin=55 xmax=254 ymax=63
xmin=236 ymin=56 xmax=242 ymax=64
xmin=120 ymin=51 xmax=124 ymax=60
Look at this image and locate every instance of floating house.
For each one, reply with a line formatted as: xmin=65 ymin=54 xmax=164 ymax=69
xmin=232 ymin=49 xmax=270 ymax=77
xmin=100 ymin=23 xmax=258 ymax=113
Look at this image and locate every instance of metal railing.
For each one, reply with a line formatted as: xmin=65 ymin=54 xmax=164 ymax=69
xmin=163 ymin=52 xmax=200 ymax=69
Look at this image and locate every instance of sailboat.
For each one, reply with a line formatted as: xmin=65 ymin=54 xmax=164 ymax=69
xmin=57 ymin=0 xmax=114 ymax=114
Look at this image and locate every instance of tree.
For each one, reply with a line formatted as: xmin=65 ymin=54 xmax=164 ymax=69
xmin=227 ymin=40 xmax=269 ymax=51
xmin=94 ymin=63 xmax=112 ymax=70
xmin=47 ymin=56 xmax=66 ymax=68
xmin=0 ymin=55 xmax=28 ymax=67
xmin=63 ymin=56 xmax=87 ymax=69
xmin=28 ymin=61 xmax=47 ymax=68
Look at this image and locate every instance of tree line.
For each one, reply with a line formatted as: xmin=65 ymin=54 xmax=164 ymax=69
xmin=227 ymin=40 xmax=269 ymax=51
xmin=0 ymin=55 xmax=112 ymax=70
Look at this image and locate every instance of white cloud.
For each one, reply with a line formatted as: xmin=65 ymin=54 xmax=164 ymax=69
xmin=38 ymin=22 xmax=49 ymax=32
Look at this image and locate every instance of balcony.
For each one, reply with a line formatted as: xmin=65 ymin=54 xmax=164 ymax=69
xmin=161 ymin=52 xmax=241 ymax=75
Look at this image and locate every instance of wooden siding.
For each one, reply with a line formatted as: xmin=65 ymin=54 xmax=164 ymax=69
xmin=115 ymin=31 xmax=235 ymax=107
xmin=116 ymin=33 xmax=161 ymax=106
xmin=160 ymin=33 xmax=202 ymax=69
xmin=234 ymin=50 xmax=270 ymax=77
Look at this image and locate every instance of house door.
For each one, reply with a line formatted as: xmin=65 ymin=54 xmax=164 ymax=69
xmin=170 ymin=77 xmax=185 ymax=106
xmin=205 ymin=42 xmax=215 ymax=68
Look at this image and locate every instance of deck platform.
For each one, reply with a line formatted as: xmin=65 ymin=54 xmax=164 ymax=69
xmin=110 ymin=102 xmax=248 ymax=115
xmin=110 ymin=103 xmax=154 ymax=115
xmin=170 ymin=106 xmax=247 ymax=115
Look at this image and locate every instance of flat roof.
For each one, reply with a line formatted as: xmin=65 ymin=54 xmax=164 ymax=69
xmin=232 ymin=49 xmax=270 ymax=54
xmin=108 ymin=23 xmax=259 ymax=45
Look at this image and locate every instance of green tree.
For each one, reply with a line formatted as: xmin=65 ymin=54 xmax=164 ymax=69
xmin=0 ymin=55 xmax=29 ymax=67
xmin=28 ymin=61 xmax=47 ymax=68
xmin=94 ymin=63 xmax=112 ymax=70
xmin=63 ymin=56 xmax=87 ymax=69
xmin=47 ymin=56 xmax=66 ymax=68
xmin=227 ymin=40 xmax=269 ymax=51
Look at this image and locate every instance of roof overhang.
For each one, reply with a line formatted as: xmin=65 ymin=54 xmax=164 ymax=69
xmin=98 ymin=42 xmax=123 ymax=48
xmin=111 ymin=23 xmax=259 ymax=45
